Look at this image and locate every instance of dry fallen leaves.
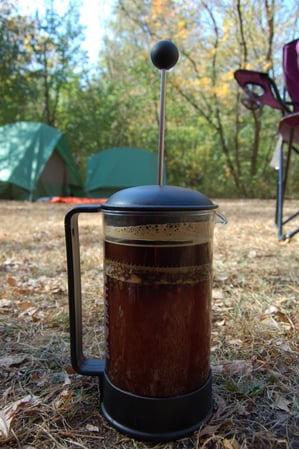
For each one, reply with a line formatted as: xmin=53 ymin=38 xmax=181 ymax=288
xmin=0 ymin=354 xmax=29 ymax=369
xmin=200 ymin=436 xmax=240 ymax=449
xmin=274 ymin=395 xmax=292 ymax=413
xmin=0 ymin=200 xmax=298 ymax=449
xmin=0 ymin=395 xmax=40 ymax=441
xmin=212 ymin=360 xmax=252 ymax=376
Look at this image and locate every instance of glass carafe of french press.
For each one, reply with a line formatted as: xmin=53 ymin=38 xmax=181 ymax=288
xmin=65 ymin=41 xmax=226 ymax=441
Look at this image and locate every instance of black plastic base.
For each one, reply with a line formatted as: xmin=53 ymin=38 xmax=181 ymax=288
xmin=100 ymin=371 xmax=213 ymax=441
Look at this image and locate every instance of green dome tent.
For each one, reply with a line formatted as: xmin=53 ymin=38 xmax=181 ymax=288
xmin=85 ymin=147 xmax=167 ymax=198
xmin=0 ymin=122 xmax=84 ymax=200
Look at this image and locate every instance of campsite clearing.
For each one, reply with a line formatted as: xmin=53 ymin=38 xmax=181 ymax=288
xmin=0 ymin=199 xmax=298 ymax=448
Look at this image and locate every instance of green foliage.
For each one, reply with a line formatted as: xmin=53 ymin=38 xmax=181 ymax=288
xmin=0 ymin=3 xmax=36 ymax=124
xmin=27 ymin=1 xmax=88 ymax=125
xmin=0 ymin=0 xmax=299 ymax=198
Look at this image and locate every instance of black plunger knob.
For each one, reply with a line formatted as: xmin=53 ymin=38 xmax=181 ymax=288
xmin=151 ymin=40 xmax=179 ymax=70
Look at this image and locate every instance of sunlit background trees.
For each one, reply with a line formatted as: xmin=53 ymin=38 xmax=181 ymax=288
xmin=1 ymin=0 xmax=299 ymax=197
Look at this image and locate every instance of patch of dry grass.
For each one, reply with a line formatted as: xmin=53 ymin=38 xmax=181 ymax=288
xmin=0 ymin=199 xmax=298 ymax=448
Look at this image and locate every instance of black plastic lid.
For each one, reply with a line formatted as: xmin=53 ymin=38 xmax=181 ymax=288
xmin=101 ymin=185 xmax=217 ymax=211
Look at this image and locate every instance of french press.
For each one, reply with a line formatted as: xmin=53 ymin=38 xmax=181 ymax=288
xmin=65 ymin=41 xmax=226 ymax=441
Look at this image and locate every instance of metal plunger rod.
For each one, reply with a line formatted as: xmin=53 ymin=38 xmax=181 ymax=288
xmin=158 ymin=69 xmax=167 ymax=185
xmin=150 ymin=40 xmax=179 ymax=185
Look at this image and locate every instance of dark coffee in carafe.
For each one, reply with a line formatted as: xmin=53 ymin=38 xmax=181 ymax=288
xmin=103 ymin=213 xmax=213 ymax=397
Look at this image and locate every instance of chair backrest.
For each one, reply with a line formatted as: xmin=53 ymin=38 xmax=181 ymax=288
xmin=283 ymin=38 xmax=299 ymax=111
xmin=234 ymin=69 xmax=286 ymax=111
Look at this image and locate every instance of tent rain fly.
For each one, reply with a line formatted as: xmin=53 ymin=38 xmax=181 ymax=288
xmin=0 ymin=122 xmax=83 ymax=200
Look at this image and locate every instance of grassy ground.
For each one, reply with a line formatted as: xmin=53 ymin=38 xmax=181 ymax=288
xmin=0 ymin=199 xmax=298 ymax=449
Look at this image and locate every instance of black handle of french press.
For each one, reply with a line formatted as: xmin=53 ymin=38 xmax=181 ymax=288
xmin=65 ymin=205 xmax=105 ymax=376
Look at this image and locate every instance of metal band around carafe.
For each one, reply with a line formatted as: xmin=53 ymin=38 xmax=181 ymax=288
xmin=105 ymin=260 xmax=212 ymax=285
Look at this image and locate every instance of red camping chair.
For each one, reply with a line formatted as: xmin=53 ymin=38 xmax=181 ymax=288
xmin=234 ymin=38 xmax=299 ymax=240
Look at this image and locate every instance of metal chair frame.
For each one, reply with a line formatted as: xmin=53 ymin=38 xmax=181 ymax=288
xmin=234 ymin=39 xmax=299 ymax=240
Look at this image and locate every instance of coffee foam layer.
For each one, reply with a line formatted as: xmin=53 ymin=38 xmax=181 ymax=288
xmin=105 ymin=221 xmax=213 ymax=245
